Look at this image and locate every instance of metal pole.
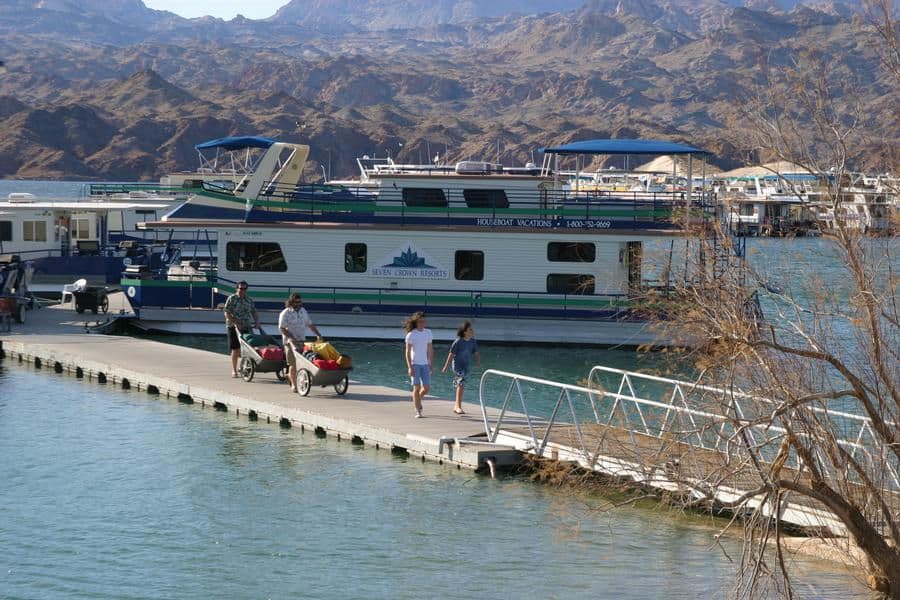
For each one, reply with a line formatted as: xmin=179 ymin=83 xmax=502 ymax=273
xmin=687 ymin=153 xmax=693 ymax=225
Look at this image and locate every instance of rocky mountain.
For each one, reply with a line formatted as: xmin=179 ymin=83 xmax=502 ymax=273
xmin=269 ymin=0 xmax=587 ymax=32
xmin=0 ymin=0 xmax=895 ymax=180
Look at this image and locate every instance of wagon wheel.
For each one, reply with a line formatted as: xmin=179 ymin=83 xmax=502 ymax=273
xmin=297 ymin=369 xmax=311 ymax=396
xmin=100 ymin=295 xmax=109 ymax=314
xmin=334 ymin=375 xmax=349 ymax=396
xmin=14 ymin=303 xmax=25 ymax=324
xmin=275 ymin=366 xmax=287 ymax=382
xmin=239 ymin=357 xmax=255 ymax=382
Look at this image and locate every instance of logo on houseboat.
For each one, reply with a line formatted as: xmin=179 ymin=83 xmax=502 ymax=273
xmin=371 ymin=245 xmax=449 ymax=279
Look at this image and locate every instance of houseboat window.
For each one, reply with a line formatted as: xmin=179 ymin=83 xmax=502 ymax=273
xmin=547 ymin=274 xmax=595 ymax=295
xmin=402 ymin=188 xmax=447 ymax=207
xmin=547 ymin=242 xmax=596 ymax=262
xmin=455 ymin=250 xmax=484 ymax=280
xmin=23 ymin=220 xmax=47 ymax=242
xmin=345 ymin=243 xmax=367 ymax=273
xmin=71 ymin=218 xmax=91 ymax=240
xmin=225 ymin=242 xmax=288 ymax=272
xmin=739 ymin=204 xmax=755 ymax=216
xmin=0 ymin=221 xmax=11 ymax=242
xmin=463 ymin=189 xmax=509 ymax=209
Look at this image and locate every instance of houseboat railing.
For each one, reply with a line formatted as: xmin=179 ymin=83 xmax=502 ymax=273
xmin=200 ymin=275 xmax=633 ymax=316
xmin=476 ymin=367 xmax=899 ymax=494
xmin=236 ymin=181 xmax=717 ymax=228
xmin=92 ymin=181 xmax=718 ymax=230
xmin=88 ymin=183 xmax=190 ymax=197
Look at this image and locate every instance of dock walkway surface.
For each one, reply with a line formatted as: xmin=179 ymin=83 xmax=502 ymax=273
xmin=0 ymin=297 xmax=522 ymax=471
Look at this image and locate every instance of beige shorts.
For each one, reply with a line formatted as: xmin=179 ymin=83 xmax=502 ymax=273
xmin=286 ymin=346 xmax=298 ymax=368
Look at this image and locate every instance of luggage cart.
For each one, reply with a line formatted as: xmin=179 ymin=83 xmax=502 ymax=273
xmin=73 ymin=286 xmax=110 ymax=314
xmin=0 ymin=294 xmax=29 ymax=329
xmin=291 ymin=345 xmax=351 ymax=396
xmin=0 ymin=296 xmax=14 ymax=331
xmin=237 ymin=328 xmax=288 ymax=382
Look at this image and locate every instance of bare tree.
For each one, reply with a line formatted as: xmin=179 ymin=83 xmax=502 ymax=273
xmin=665 ymin=30 xmax=900 ymax=598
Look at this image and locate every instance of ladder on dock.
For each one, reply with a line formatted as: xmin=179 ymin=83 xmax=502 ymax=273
xmin=477 ymin=366 xmax=899 ymax=534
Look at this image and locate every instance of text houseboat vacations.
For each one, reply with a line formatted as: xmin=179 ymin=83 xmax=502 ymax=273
xmin=124 ymin=137 xmax=727 ymax=345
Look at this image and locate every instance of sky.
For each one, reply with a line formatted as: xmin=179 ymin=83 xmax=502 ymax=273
xmin=143 ymin=0 xmax=288 ymax=20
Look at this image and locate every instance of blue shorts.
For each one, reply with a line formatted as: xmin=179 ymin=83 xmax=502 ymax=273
xmin=411 ymin=364 xmax=431 ymax=387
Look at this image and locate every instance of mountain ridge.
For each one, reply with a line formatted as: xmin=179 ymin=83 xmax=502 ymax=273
xmin=0 ymin=0 xmax=894 ymax=179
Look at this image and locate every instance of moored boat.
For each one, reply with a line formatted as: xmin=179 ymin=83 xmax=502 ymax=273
xmin=121 ymin=137 xmax=727 ymax=345
xmin=0 ymin=192 xmax=188 ymax=293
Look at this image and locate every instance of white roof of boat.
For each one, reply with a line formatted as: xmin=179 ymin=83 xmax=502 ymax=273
xmin=0 ymin=198 xmax=173 ymax=210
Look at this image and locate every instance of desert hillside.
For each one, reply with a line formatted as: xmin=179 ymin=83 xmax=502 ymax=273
xmin=0 ymin=0 xmax=894 ymax=179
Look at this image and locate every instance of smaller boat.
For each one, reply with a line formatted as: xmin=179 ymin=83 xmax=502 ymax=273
xmin=0 ymin=192 xmax=184 ymax=294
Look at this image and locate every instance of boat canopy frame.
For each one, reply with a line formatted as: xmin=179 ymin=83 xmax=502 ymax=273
xmin=193 ymin=136 xmax=277 ymax=176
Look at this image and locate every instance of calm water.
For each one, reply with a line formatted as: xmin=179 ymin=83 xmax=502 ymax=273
xmin=0 ymin=366 xmax=859 ymax=599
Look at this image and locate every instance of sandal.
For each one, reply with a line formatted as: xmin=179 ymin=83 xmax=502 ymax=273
xmin=453 ymin=408 xmax=465 ymax=415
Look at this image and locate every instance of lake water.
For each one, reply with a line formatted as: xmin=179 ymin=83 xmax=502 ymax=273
xmin=0 ymin=365 xmax=860 ymax=599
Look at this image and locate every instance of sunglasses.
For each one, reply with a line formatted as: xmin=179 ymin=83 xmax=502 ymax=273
xmin=238 ymin=287 xmax=248 ymax=291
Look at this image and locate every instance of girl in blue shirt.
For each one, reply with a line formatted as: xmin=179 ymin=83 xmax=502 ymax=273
xmin=441 ymin=320 xmax=480 ymax=415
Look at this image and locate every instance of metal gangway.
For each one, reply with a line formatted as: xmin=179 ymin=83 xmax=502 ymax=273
xmin=477 ymin=366 xmax=899 ymax=535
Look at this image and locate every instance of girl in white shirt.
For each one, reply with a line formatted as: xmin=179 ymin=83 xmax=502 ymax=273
xmin=403 ymin=311 xmax=433 ymax=418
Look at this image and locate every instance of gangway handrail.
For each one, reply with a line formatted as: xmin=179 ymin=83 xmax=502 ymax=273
xmin=587 ymin=365 xmax=895 ymax=427
xmin=586 ymin=365 xmax=900 ymax=493
xmin=478 ymin=367 xmax=899 ymax=493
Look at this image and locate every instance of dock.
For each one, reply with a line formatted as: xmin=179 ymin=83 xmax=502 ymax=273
xmin=0 ymin=297 xmax=523 ymax=472
xmin=4 ymin=298 xmax=894 ymax=538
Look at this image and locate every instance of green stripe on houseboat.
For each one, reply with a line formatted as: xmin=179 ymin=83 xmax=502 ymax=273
xmin=158 ymin=281 xmax=632 ymax=308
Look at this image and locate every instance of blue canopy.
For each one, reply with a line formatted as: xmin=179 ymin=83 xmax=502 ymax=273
xmin=539 ymin=139 xmax=707 ymax=155
xmin=194 ymin=136 xmax=276 ymax=152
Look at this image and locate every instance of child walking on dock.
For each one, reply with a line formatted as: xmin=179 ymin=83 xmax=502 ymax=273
xmin=441 ymin=320 xmax=480 ymax=415
xmin=404 ymin=311 xmax=433 ymax=418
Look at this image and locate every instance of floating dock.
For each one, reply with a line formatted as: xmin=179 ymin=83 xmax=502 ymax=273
xmin=5 ymin=298 xmax=892 ymax=539
xmin=0 ymin=297 xmax=522 ymax=472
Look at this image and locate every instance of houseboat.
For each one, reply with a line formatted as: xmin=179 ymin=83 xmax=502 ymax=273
xmin=0 ymin=193 xmax=188 ymax=291
xmin=124 ymin=137 xmax=723 ymax=345
xmin=715 ymin=171 xmax=820 ymax=237
xmin=816 ymin=173 xmax=898 ymax=235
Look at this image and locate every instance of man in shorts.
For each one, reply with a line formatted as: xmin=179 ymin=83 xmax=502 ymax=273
xmin=223 ymin=281 xmax=260 ymax=377
xmin=279 ymin=292 xmax=322 ymax=393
